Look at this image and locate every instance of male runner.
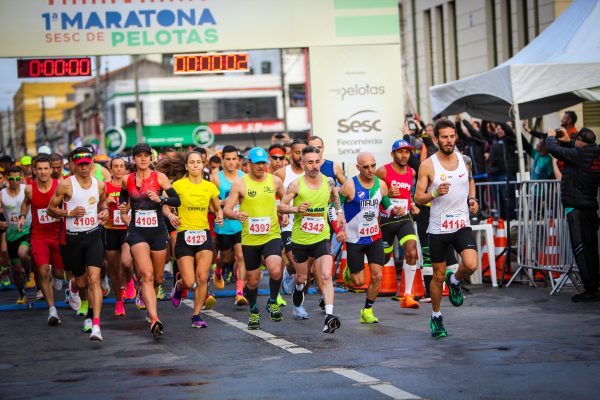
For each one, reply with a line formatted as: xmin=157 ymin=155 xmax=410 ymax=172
xmin=0 ymin=167 xmax=32 ymax=304
xmin=211 ymin=145 xmax=247 ymax=305
xmin=47 ymin=147 xmax=109 ymax=341
xmin=307 ymin=136 xmax=346 ymax=185
xmin=375 ymin=140 xmax=421 ymax=309
xmin=18 ymin=155 xmax=64 ymax=325
xmin=335 ymin=152 xmax=403 ymax=324
xmin=278 ymin=145 xmax=345 ymax=332
xmin=268 ymin=144 xmax=287 ymax=172
xmin=414 ymin=119 xmax=479 ymax=338
xmin=223 ymin=147 xmax=287 ymax=330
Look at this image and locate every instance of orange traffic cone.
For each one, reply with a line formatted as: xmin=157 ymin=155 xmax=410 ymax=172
xmin=378 ymin=257 xmax=398 ymax=296
xmin=494 ymin=218 xmax=510 ymax=278
xmin=482 ymin=217 xmax=494 ymax=278
xmin=349 ymin=256 xmax=371 ymax=292
xmin=539 ymin=218 xmax=561 ymax=278
xmin=336 ymin=242 xmax=348 ymax=285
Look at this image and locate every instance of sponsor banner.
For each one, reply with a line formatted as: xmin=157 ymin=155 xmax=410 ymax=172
xmin=0 ymin=0 xmax=399 ymax=57
xmin=309 ymin=44 xmax=404 ymax=175
xmin=208 ymin=120 xmax=284 ymax=135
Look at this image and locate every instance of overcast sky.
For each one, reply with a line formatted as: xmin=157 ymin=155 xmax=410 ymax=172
xmin=0 ymin=55 xmax=131 ymax=109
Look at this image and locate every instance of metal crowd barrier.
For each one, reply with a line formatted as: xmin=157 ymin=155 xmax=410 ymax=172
xmin=474 ymin=180 xmax=519 ymax=220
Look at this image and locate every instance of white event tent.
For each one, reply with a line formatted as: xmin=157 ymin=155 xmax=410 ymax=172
xmin=429 ymin=0 xmax=600 ymax=177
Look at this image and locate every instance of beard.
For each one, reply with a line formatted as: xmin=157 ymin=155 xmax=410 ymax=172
xmin=440 ymin=145 xmax=455 ymax=155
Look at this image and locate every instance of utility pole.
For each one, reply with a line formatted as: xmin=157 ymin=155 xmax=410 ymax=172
xmin=96 ymin=55 xmax=106 ymax=153
xmin=133 ymin=55 xmax=143 ymax=144
xmin=279 ymin=49 xmax=288 ymax=134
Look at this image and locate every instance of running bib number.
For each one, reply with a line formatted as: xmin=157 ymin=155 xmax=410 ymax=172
xmin=248 ymin=217 xmax=270 ymax=235
xmin=440 ymin=212 xmax=468 ymax=232
xmin=113 ymin=210 xmax=125 ymax=226
xmin=37 ymin=209 xmax=56 ymax=224
xmin=184 ymin=230 xmax=207 ymax=246
xmin=72 ymin=214 xmax=97 ymax=228
xmin=301 ymin=216 xmax=325 ymax=234
xmin=135 ymin=210 xmax=158 ymax=228
xmin=390 ymin=198 xmax=408 ymax=215
xmin=359 ymin=220 xmax=380 ymax=237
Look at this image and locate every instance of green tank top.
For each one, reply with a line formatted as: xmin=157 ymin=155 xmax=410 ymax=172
xmin=292 ymin=175 xmax=330 ymax=245
xmin=94 ymin=164 xmax=104 ymax=182
xmin=240 ymin=174 xmax=280 ymax=246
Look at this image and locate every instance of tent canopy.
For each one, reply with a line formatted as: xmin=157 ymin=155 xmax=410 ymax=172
xmin=430 ymin=0 xmax=600 ymax=121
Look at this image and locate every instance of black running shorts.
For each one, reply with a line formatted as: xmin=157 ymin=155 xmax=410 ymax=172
xmin=242 ymin=238 xmax=283 ymax=271
xmin=346 ymin=239 xmax=385 ymax=274
xmin=429 ymin=227 xmax=477 ymax=264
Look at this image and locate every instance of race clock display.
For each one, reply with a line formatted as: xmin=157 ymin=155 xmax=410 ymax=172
xmin=17 ymin=57 xmax=92 ymax=78
xmin=173 ymin=52 xmax=249 ymax=74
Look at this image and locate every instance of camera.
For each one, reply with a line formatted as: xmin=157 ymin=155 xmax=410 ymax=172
xmin=556 ymin=128 xmax=565 ymax=139
xmin=407 ymin=120 xmax=418 ymax=131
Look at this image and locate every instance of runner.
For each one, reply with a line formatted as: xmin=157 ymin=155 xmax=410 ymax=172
xmin=18 ymin=155 xmax=64 ymax=325
xmin=211 ymin=145 xmax=247 ymax=306
xmin=223 ymin=147 xmax=287 ymax=330
xmin=47 ymin=148 xmax=109 ymax=341
xmin=103 ymin=157 xmax=134 ymax=316
xmin=375 ymin=140 xmax=421 ymax=309
xmin=0 ymin=167 xmax=32 ymax=305
xmin=414 ymin=119 xmax=479 ymax=338
xmin=278 ymin=145 xmax=344 ymax=332
xmin=268 ymin=143 xmax=287 ymax=172
xmin=118 ymin=143 xmax=181 ymax=337
xmin=168 ymin=151 xmax=223 ymax=327
xmin=306 ymin=136 xmax=346 ymax=185
xmin=335 ymin=152 xmax=403 ymax=324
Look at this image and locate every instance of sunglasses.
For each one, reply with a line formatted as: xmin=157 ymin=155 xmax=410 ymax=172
xmin=271 ymin=155 xmax=285 ymax=161
xmin=72 ymin=153 xmax=93 ymax=161
xmin=8 ymin=176 xmax=22 ymax=181
xmin=359 ymin=164 xmax=377 ymax=170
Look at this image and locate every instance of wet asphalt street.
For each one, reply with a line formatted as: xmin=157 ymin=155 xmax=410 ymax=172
xmin=1 ymin=279 xmax=599 ymax=400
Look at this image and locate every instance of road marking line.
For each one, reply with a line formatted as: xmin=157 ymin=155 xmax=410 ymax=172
xmin=182 ymin=300 xmax=311 ymax=354
xmin=330 ymin=368 xmax=421 ymax=400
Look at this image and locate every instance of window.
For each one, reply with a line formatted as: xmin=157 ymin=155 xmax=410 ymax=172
xmin=199 ymin=99 xmax=218 ymax=122
xmin=435 ymin=5 xmax=446 ymax=84
xmin=217 ymin=97 xmax=277 ymax=121
xmin=448 ymin=1 xmax=459 ymax=80
xmin=162 ymin=100 xmax=199 ymax=124
xmin=486 ymin=0 xmax=499 ymax=68
xmin=261 ymin=61 xmax=272 ymax=74
xmin=121 ymin=102 xmax=143 ymax=127
xmin=423 ymin=9 xmax=434 ymax=87
xmin=289 ymin=84 xmax=306 ymax=107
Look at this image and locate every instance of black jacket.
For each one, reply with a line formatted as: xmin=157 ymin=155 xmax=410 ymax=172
xmin=547 ymin=137 xmax=600 ymax=210
xmin=458 ymin=120 xmax=487 ymax=177
xmin=481 ymin=122 xmax=519 ymax=176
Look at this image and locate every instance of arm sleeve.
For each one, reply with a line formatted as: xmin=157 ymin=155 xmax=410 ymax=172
xmin=521 ymin=134 xmax=534 ymax=156
xmin=119 ymin=186 xmax=129 ymax=205
xmin=163 ymin=187 xmax=181 ymax=207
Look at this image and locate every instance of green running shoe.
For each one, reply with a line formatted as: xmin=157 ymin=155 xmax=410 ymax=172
xmin=276 ymin=293 xmax=287 ymax=307
xmin=248 ymin=312 xmax=261 ymax=330
xmin=156 ymin=284 xmax=166 ymax=300
xmin=77 ymin=300 xmax=89 ymax=317
xmin=360 ymin=308 xmax=379 ymax=324
xmin=267 ymin=301 xmax=284 ymax=321
xmin=445 ymin=270 xmax=463 ymax=307
xmin=430 ymin=315 xmax=448 ymax=338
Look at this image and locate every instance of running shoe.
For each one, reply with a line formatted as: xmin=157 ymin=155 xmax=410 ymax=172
xmin=68 ymin=280 xmax=81 ymax=311
xmin=445 ymin=270 xmax=463 ymax=307
xmin=114 ymin=301 xmax=126 ymax=316
xmin=125 ymin=279 xmax=136 ymax=300
xmin=293 ymin=305 xmax=309 ymax=319
xmin=64 ymin=288 xmax=70 ymax=304
xmin=430 ymin=315 xmax=448 ymax=338
xmin=101 ymin=276 xmax=110 ymax=297
xmin=36 ymin=290 xmax=44 ymax=300
xmin=266 ymin=300 xmax=283 ymax=321
xmin=150 ymin=319 xmax=164 ymax=337
xmin=52 ymin=277 xmax=64 ymax=291
xmin=191 ymin=314 xmax=208 ymax=328
xmin=281 ymin=267 xmax=294 ymax=295
xmin=204 ymin=294 xmax=216 ymax=310
xmin=170 ymin=282 xmax=183 ymax=308
xmin=16 ymin=295 xmax=28 ymax=305
xmin=90 ymin=325 xmax=103 ymax=341
xmin=276 ymin=293 xmax=287 ymax=307
xmin=234 ymin=292 xmax=248 ymax=306
xmin=360 ymin=308 xmax=379 ymax=324
xmin=323 ymin=314 xmax=341 ymax=334
xmin=1 ymin=272 xmax=10 ymax=287
xmin=48 ymin=308 xmax=61 ymax=326
xmin=135 ymin=290 xmax=146 ymax=310
xmin=318 ymin=296 xmax=325 ymax=311
xmin=343 ymin=265 xmax=352 ymax=285
xmin=77 ymin=300 xmax=88 ymax=317
xmin=248 ymin=312 xmax=260 ymax=330
xmin=156 ymin=284 xmax=165 ymax=300
xmin=212 ymin=268 xmax=225 ymax=290
xmin=25 ymin=272 xmax=35 ymax=289
xmin=400 ymin=294 xmax=420 ymax=309
xmin=82 ymin=318 xmax=92 ymax=333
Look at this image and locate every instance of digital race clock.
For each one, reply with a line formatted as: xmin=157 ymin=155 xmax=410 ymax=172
xmin=17 ymin=58 xmax=92 ymax=78
xmin=173 ymin=52 xmax=249 ymax=75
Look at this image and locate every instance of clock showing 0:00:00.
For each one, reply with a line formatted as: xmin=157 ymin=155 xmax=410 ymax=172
xmin=17 ymin=58 xmax=92 ymax=78
xmin=173 ymin=53 xmax=249 ymax=74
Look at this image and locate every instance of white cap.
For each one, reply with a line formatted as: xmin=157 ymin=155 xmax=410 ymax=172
xmin=38 ymin=145 xmax=51 ymax=155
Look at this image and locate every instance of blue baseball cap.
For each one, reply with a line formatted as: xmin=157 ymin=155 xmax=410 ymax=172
xmin=392 ymin=139 xmax=413 ymax=152
xmin=248 ymin=147 xmax=269 ymax=163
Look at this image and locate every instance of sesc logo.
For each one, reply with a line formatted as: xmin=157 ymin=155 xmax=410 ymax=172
xmin=337 ymin=110 xmax=381 ymax=133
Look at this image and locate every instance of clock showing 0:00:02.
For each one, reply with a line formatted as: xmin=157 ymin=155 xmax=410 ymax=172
xmin=173 ymin=53 xmax=249 ymax=74
xmin=17 ymin=58 xmax=92 ymax=78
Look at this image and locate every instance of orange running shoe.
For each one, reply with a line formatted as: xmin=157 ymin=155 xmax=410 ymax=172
xmin=400 ymin=294 xmax=420 ymax=309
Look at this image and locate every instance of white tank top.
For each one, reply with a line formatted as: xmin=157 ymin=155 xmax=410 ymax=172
xmin=2 ymin=185 xmax=31 ymax=227
xmin=427 ymin=152 xmax=470 ymax=234
xmin=281 ymin=164 xmax=305 ymax=233
xmin=65 ymin=176 xmax=99 ymax=233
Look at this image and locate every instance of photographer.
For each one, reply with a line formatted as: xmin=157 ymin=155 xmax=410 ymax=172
xmin=547 ymin=127 xmax=600 ymax=302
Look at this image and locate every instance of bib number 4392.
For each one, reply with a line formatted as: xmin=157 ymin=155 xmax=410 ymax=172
xmin=248 ymin=217 xmax=270 ymax=234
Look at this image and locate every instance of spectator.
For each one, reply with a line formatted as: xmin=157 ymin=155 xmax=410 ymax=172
xmin=561 ymin=110 xmax=579 ymax=139
xmin=271 ymin=132 xmax=290 ymax=145
xmin=455 ymin=115 xmax=488 ymax=180
xmin=547 ymin=127 xmax=600 ymax=302
xmin=521 ymin=136 xmax=554 ymax=180
xmin=209 ymin=155 xmax=222 ymax=174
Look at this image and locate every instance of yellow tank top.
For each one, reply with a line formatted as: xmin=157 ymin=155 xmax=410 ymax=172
xmin=240 ymin=174 xmax=280 ymax=246
xmin=172 ymin=177 xmax=219 ymax=232
xmin=292 ymin=175 xmax=330 ymax=245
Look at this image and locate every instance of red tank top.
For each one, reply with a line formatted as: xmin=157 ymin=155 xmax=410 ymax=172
xmin=105 ymin=181 xmax=127 ymax=230
xmin=31 ymin=179 xmax=61 ymax=239
xmin=383 ymin=163 xmax=413 ymax=210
